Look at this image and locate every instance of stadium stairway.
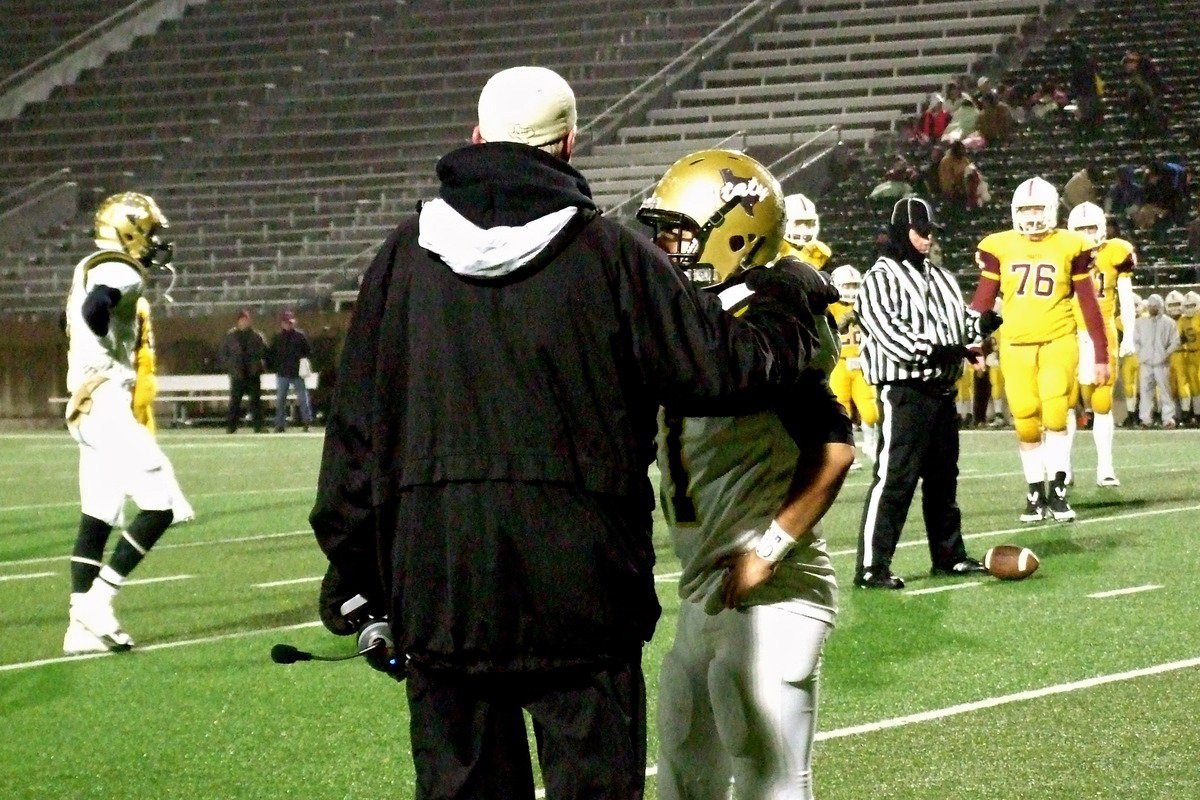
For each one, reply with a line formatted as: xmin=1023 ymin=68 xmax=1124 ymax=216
xmin=576 ymin=0 xmax=1050 ymax=216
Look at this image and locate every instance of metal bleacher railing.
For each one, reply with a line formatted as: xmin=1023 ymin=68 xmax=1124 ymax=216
xmin=575 ymin=0 xmax=791 ymax=156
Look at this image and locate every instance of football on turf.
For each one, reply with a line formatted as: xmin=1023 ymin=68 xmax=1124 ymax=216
xmin=984 ymin=545 xmax=1040 ymax=580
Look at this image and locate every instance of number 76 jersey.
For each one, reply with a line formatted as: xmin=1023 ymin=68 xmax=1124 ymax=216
xmin=976 ymin=228 xmax=1095 ymax=344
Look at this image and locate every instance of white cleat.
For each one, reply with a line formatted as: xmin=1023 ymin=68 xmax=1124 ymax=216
xmin=1096 ymin=474 xmax=1121 ymax=487
xmin=63 ymin=620 xmax=115 ymax=655
xmin=69 ymin=592 xmax=134 ymax=652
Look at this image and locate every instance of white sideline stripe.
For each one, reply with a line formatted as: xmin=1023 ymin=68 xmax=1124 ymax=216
xmin=123 ymin=574 xmax=194 ymax=586
xmin=1087 ymin=584 xmax=1163 ymax=599
xmin=0 ymin=485 xmax=313 ymax=514
xmin=535 ymin=655 xmax=1200 ymax=797
xmin=0 ymin=530 xmax=310 ymax=568
xmin=905 ymin=581 xmax=982 ymax=596
xmin=813 ymin=655 xmax=1200 ymax=741
xmin=0 ymin=571 xmax=55 ymax=583
xmin=654 ymin=571 xmax=682 ymax=583
xmin=255 ymin=576 xmax=322 ymax=588
xmin=826 ymin=501 xmax=1200 ymax=559
xmin=0 ymin=620 xmax=323 ymax=672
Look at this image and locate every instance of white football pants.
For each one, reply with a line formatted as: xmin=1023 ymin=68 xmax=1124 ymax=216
xmin=70 ymin=380 xmax=175 ymax=525
xmin=1138 ymin=364 xmax=1174 ymax=425
xmin=657 ymin=600 xmax=831 ymax=800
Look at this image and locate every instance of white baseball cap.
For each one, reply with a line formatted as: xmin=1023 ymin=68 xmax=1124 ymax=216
xmin=477 ymin=66 xmax=577 ymax=147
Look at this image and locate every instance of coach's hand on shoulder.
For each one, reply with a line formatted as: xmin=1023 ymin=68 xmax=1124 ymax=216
xmin=748 ymin=256 xmax=841 ymax=312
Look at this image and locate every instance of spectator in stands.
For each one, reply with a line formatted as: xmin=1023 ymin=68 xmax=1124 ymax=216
xmin=964 ymin=162 xmax=990 ymax=210
xmin=868 ymin=165 xmax=912 ymax=206
xmin=1063 ymin=164 xmax=1100 ymax=211
xmin=1106 ymin=164 xmax=1143 ymax=218
xmin=1066 ymin=41 xmax=1104 ymax=129
xmin=920 ymin=146 xmax=945 ymax=198
xmin=1187 ymin=199 xmax=1200 ymax=274
xmin=1000 ymin=82 xmax=1030 ymax=125
xmin=1029 ymin=80 xmax=1068 ymax=125
xmin=219 ymin=309 xmax=267 ymax=433
xmin=912 ymin=93 xmax=951 ymax=145
xmin=1137 ymin=160 xmax=1189 ymax=232
xmin=1124 ymin=51 xmax=1168 ymax=134
xmin=937 ymin=141 xmax=971 ymax=208
xmin=941 ymin=96 xmax=979 ymax=143
xmin=943 ymin=81 xmax=969 ymax=116
xmin=972 ymin=91 xmax=1017 ymax=146
xmin=268 ymin=310 xmax=313 ymax=433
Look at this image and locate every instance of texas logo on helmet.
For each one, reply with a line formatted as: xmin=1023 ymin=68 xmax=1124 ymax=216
xmin=718 ymin=168 xmax=768 ymax=215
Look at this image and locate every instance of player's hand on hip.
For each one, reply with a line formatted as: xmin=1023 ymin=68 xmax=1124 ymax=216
xmin=718 ymin=551 xmax=775 ymax=609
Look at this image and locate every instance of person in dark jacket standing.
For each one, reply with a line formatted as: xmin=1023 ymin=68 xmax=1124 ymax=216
xmin=853 ymin=198 xmax=997 ymax=589
xmin=218 ymin=309 xmax=267 ymax=433
xmin=309 ymin=66 xmax=827 ymax=800
xmin=268 ymin=309 xmax=313 ymax=432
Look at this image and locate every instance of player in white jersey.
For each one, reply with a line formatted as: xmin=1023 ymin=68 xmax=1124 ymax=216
xmin=62 ymin=192 xmax=187 ymax=654
xmin=639 ymin=150 xmax=850 ymax=800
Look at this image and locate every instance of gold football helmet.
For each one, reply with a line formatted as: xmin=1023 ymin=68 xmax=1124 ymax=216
xmin=94 ymin=192 xmax=173 ymax=268
xmin=637 ymin=149 xmax=784 ymax=284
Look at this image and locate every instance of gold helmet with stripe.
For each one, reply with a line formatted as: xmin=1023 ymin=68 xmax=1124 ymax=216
xmin=94 ymin=192 xmax=173 ymax=268
xmin=637 ymin=149 xmax=784 ymax=285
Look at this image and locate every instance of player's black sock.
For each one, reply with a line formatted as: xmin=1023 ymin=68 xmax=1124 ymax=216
xmin=71 ymin=515 xmax=113 ymax=593
xmin=105 ymin=509 xmax=174 ymax=582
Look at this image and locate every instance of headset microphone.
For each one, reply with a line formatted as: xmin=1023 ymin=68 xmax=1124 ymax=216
xmin=270 ymin=641 xmax=384 ymax=665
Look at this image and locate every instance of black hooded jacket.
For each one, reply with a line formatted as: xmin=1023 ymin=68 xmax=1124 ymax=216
xmin=311 ymin=143 xmax=815 ymax=672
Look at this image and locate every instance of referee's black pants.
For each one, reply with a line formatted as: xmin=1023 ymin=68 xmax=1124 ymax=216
xmin=856 ymin=381 xmax=968 ymax=577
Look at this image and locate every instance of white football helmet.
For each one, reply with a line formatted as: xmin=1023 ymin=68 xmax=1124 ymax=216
xmin=1011 ymin=177 xmax=1058 ymax=237
xmin=831 ymin=264 xmax=862 ymax=305
xmin=1066 ymin=201 xmax=1106 ymax=248
xmin=783 ymin=193 xmax=820 ymax=245
xmin=1165 ymin=290 xmax=1184 ymax=318
xmin=1184 ymin=291 xmax=1200 ymax=316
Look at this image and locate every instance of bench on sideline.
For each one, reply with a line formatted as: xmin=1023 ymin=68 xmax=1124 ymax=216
xmin=48 ymin=373 xmax=319 ymax=426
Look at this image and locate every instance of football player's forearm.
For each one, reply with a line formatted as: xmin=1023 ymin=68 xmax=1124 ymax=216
xmin=1074 ymin=277 xmax=1109 ymax=362
xmin=969 ymin=274 xmax=1000 ymax=314
xmin=1116 ymin=275 xmax=1136 ymax=336
xmin=81 ymin=286 xmax=121 ymax=337
xmin=775 ymin=443 xmax=854 ymax=538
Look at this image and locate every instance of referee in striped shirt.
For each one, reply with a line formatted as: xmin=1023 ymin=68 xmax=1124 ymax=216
xmin=853 ymin=197 xmax=1000 ymax=589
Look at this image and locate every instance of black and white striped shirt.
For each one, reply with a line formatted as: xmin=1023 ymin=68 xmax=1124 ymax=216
xmin=857 ymin=254 xmax=980 ymax=387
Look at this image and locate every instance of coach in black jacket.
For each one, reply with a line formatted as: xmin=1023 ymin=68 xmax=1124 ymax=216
xmin=310 ymin=67 xmax=824 ymax=799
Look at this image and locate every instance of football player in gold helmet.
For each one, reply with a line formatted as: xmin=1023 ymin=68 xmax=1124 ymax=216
xmin=970 ymin=177 xmax=1109 ymax=523
xmin=1185 ymin=291 xmax=1200 ymax=420
xmin=62 ymin=192 xmax=189 ymax=655
xmin=1171 ymin=289 xmax=1199 ymax=423
xmin=639 ymin=149 xmax=849 ymax=800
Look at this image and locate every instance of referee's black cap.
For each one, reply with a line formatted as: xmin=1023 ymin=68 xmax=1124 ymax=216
xmin=890 ymin=197 xmax=943 ymax=237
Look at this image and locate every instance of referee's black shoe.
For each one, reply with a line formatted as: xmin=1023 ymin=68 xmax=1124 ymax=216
xmin=931 ymin=557 xmax=988 ymax=577
xmin=854 ymin=568 xmax=905 ymax=589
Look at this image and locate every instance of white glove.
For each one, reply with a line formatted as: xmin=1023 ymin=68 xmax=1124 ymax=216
xmin=1118 ymin=337 xmax=1135 ymax=358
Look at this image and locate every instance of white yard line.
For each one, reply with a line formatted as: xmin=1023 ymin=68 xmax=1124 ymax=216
xmin=0 ymin=530 xmax=311 ymax=568
xmin=123 ymin=574 xmax=194 ymax=586
xmin=826 ymin=501 xmax=1200 ymax=559
xmin=0 ymin=571 xmax=55 ymax=583
xmin=904 ymin=581 xmax=983 ymax=596
xmin=254 ymin=576 xmax=322 ymax=588
xmin=0 ymin=485 xmax=314 ymax=514
xmin=813 ymin=655 xmax=1200 ymax=741
xmin=654 ymin=571 xmax=682 ymax=583
xmin=1087 ymin=584 xmax=1163 ymax=599
xmin=0 ymin=620 xmax=322 ymax=672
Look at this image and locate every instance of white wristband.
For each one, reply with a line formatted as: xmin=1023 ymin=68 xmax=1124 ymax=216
xmin=754 ymin=521 xmax=797 ymax=563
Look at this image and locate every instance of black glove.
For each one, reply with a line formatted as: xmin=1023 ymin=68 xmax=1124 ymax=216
xmin=928 ymin=343 xmax=974 ymax=367
xmin=755 ymin=256 xmax=842 ymax=312
xmin=318 ymin=562 xmax=361 ymax=635
xmin=978 ymin=310 xmax=1003 ymax=337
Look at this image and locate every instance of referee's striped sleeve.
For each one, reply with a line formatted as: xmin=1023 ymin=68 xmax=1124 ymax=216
xmin=857 ymin=267 xmax=933 ymax=364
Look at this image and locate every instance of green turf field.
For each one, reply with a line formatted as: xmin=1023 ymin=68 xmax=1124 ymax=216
xmin=2 ymin=427 xmax=1198 ymax=799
